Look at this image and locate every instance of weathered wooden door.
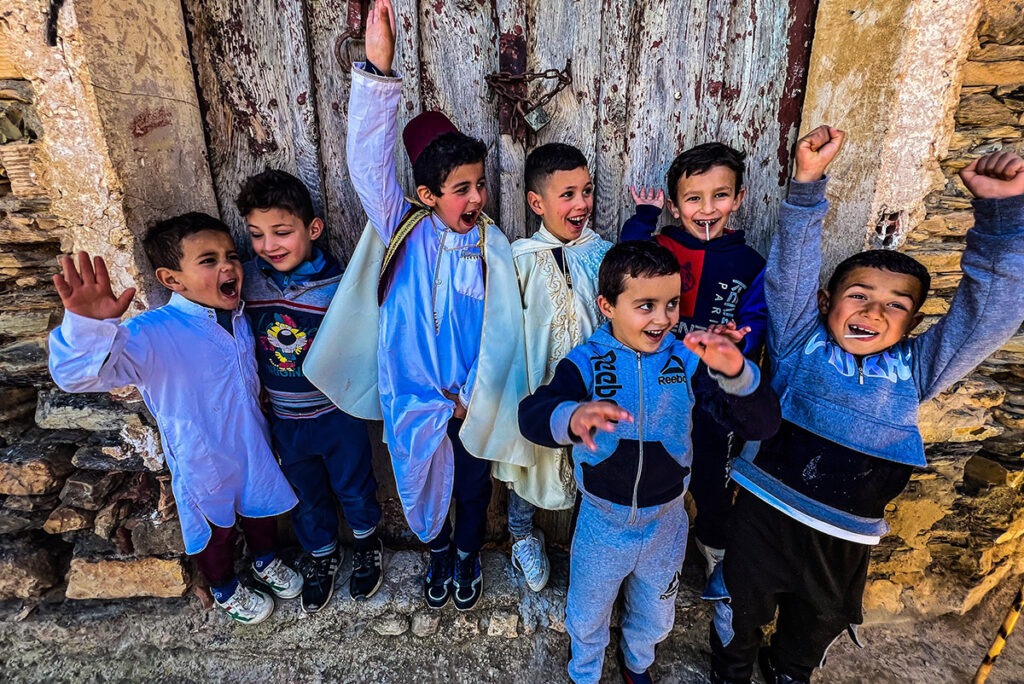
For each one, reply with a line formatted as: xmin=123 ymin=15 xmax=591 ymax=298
xmin=183 ymin=0 xmax=816 ymax=257
xmin=181 ymin=0 xmax=816 ymax=543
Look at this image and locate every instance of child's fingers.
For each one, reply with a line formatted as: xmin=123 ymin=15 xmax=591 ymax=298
xmin=630 ymin=186 xmax=641 ymax=202
xmin=115 ymin=287 xmax=137 ymax=312
xmin=93 ymin=255 xmax=111 ymax=288
xmin=53 ymin=273 xmax=72 ymax=300
xmin=59 ymin=254 xmax=81 ymax=289
xmin=77 ymin=251 xmax=96 ymax=285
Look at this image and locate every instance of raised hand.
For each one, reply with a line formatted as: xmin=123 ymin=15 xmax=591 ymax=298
xmin=630 ymin=186 xmax=665 ymax=210
xmin=365 ymin=0 xmax=397 ymax=75
xmin=683 ymin=329 xmax=744 ymax=378
xmin=569 ymin=401 xmax=633 ymax=451
xmin=960 ymin=151 xmax=1024 ymax=200
xmin=793 ymin=125 xmax=846 ymax=183
xmin=53 ymin=251 xmax=136 ymax=321
xmin=706 ymin=321 xmax=752 ymax=345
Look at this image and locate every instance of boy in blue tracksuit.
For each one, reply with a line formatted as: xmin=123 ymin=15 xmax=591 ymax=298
xmin=621 ymin=143 xmax=767 ymax=571
xmin=519 ymin=241 xmax=780 ymax=684
xmin=239 ymin=170 xmax=383 ymax=613
xmin=710 ymin=128 xmax=1024 ymax=684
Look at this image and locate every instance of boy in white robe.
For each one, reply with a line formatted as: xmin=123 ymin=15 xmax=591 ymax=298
xmin=48 ymin=213 xmax=300 ymax=625
xmin=493 ymin=143 xmax=611 ymax=592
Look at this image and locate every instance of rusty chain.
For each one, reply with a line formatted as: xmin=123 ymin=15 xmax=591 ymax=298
xmin=485 ymin=59 xmax=573 ymax=143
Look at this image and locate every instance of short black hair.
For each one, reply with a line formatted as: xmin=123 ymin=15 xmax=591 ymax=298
xmin=236 ymin=169 xmax=316 ymax=226
xmin=142 ymin=212 xmax=234 ymax=271
xmin=666 ymin=142 xmax=746 ymax=204
xmin=413 ymin=132 xmax=488 ymax=196
xmin=598 ymin=241 xmax=680 ymax=304
xmin=827 ymin=249 xmax=931 ymax=310
xmin=524 ymin=143 xmax=589 ymax=193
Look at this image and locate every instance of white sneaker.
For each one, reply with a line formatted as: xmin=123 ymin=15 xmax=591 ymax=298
xmin=215 ymin=584 xmax=274 ymax=625
xmin=252 ymin=557 xmax=303 ymax=599
xmin=511 ymin=530 xmax=550 ymax=592
xmin=695 ymin=540 xmax=725 ymax=578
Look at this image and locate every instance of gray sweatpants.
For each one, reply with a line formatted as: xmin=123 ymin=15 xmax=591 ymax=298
xmin=566 ymin=493 xmax=689 ymax=683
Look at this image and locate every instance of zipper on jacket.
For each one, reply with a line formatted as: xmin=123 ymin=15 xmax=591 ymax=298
xmin=857 ymin=357 xmax=864 ymax=385
xmin=630 ymin=351 xmax=643 ymax=524
xmin=431 ymin=228 xmax=446 ymax=334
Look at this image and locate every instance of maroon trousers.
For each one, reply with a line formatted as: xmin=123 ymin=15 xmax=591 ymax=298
xmin=193 ymin=516 xmax=277 ymax=586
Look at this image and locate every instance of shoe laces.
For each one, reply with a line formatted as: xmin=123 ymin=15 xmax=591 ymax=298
xmin=259 ymin=559 xmax=290 ymax=585
xmin=230 ymin=585 xmax=261 ymax=612
xmin=302 ymin=554 xmax=336 ymax=582
xmin=515 ymin=537 xmax=542 ymax=576
xmin=352 ymin=546 xmax=380 ymax=576
xmin=427 ymin=549 xmax=452 ymax=585
xmin=454 ymin=552 xmax=479 ymax=582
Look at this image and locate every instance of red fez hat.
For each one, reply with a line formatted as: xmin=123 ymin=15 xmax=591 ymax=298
xmin=403 ymin=111 xmax=459 ymax=165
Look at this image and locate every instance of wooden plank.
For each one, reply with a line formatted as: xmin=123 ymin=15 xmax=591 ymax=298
xmin=523 ymin=0 xmax=604 ymax=239
xmin=494 ymin=0 xmax=528 ymax=239
xmin=181 ymin=0 xmax=325 ymax=246
xmin=415 ymin=0 xmax=502 ymax=233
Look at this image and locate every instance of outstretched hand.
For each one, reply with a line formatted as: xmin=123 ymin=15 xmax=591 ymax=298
xmin=630 ymin=186 xmax=665 ymax=210
xmin=793 ymin=125 xmax=846 ymax=183
xmin=707 ymin=321 xmax=752 ymax=346
xmin=365 ymin=0 xmax=397 ymax=75
xmin=960 ymin=151 xmax=1024 ymax=200
xmin=53 ymin=251 xmax=136 ymax=321
xmin=569 ymin=401 xmax=633 ymax=451
xmin=683 ymin=329 xmax=744 ymax=377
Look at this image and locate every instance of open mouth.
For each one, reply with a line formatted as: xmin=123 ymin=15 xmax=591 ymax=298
xmin=643 ymin=328 xmax=666 ymax=343
xmin=694 ymin=218 xmax=720 ymax=238
xmin=461 ymin=210 xmax=479 ymax=227
xmin=266 ymin=253 xmax=287 ymax=263
xmin=219 ymin=278 xmax=239 ymax=298
xmin=566 ymin=214 xmax=588 ymax=230
xmin=844 ymin=324 xmax=878 ymax=340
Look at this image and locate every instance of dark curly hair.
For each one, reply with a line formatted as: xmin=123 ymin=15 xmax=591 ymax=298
xmin=598 ymin=241 xmax=680 ymax=304
xmin=143 ymin=212 xmax=234 ymax=271
xmin=413 ymin=132 xmax=488 ymax=195
xmin=666 ymin=142 xmax=746 ymax=204
xmin=235 ymin=169 xmax=316 ymax=226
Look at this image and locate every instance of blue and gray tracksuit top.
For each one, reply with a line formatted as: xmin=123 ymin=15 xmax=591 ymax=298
xmin=732 ymin=179 xmax=1024 ymax=544
xmin=518 ymin=324 xmax=781 ymax=511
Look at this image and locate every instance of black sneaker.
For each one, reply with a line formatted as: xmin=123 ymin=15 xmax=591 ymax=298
xmin=758 ymin=647 xmax=809 ymax=684
xmin=616 ymin=649 xmax=653 ymax=684
xmin=350 ymin=535 xmax=384 ymax=600
xmin=424 ymin=546 xmax=453 ymax=609
xmin=452 ymin=550 xmax=483 ymax=611
xmin=300 ymin=549 xmax=340 ymax=614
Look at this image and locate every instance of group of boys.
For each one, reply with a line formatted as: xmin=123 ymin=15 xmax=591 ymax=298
xmin=47 ymin=0 xmax=1024 ymax=681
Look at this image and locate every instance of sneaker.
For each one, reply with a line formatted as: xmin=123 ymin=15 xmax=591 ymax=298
xmin=511 ymin=530 xmax=550 ymax=592
xmin=300 ymin=549 xmax=341 ymax=613
xmin=452 ymin=550 xmax=483 ymax=611
xmin=252 ymin=557 xmax=303 ymax=600
xmin=350 ymin=536 xmax=384 ymax=600
xmin=758 ymin=647 xmax=809 ymax=684
xmin=215 ymin=584 xmax=274 ymax=625
xmin=695 ymin=539 xmax=725 ymax=578
xmin=424 ymin=546 xmax=453 ymax=609
xmin=616 ymin=649 xmax=653 ymax=684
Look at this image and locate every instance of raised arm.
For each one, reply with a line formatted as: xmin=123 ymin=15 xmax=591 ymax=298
xmin=346 ymin=0 xmax=410 ymax=243
xmin=48 ymin=252 xmax=144 ymax=393
xmin=765 ymin=125 xmax=846 ymax=357
xmin=619 ymin=186 xmax=665 ymax=242
xmin=913 ymin=151 xmax=1024 ymax=400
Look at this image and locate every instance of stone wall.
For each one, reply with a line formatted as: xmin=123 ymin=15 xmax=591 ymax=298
xmin=862 ymin=2 xmax=1024 ymax=619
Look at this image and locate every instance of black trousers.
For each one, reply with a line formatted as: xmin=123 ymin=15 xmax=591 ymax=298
xmin=689 ymin=403 xmax=738 ymax=549
xmin=425 ymin=418 xmax=493 ymax=554
xmin=710 ymin=491 xmax=870 ymax=681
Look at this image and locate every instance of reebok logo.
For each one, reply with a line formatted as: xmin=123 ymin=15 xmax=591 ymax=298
xmin=658 ymin=355 xmax=687 ymax=385
xmin=591 ymin=350 xmax=621 ymax=398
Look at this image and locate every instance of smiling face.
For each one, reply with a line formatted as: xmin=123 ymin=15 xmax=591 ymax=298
xmin=818 ymin=266 xmax=925 ymax=355
xmin=667 ymin=164 xmax=745 ymax=241
xmin=155 ymin=230 xmax=244 ymax=310
xmin=417 ymin=161 xmax=488 ymax=234
xmin=527 ymin=167 xmax=594 ymax=242
xmin=598 ymin=273 xmax=681 ymax=353
xmin=246 ymin=207 xmax=323 ymax=272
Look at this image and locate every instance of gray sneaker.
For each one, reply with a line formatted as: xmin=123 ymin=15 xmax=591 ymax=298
xmin=511 ymin=530 xmax=550 ymax=592
xmin=215 ymin=584 xmax=274 ymax=625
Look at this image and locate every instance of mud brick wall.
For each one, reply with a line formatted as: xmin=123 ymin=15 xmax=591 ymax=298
xmin=862 ymin=6 xmax=1024 ymax=619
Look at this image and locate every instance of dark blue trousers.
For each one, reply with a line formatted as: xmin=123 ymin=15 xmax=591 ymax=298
xmin=271 ymin=408 xmax=381 ymax=553
xmin=426 ymin=418 xmax=492 ymax=554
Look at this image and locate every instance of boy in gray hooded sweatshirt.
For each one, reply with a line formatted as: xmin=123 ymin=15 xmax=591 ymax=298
xmin=712 ymin=127 xmax=1024 ymax=683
